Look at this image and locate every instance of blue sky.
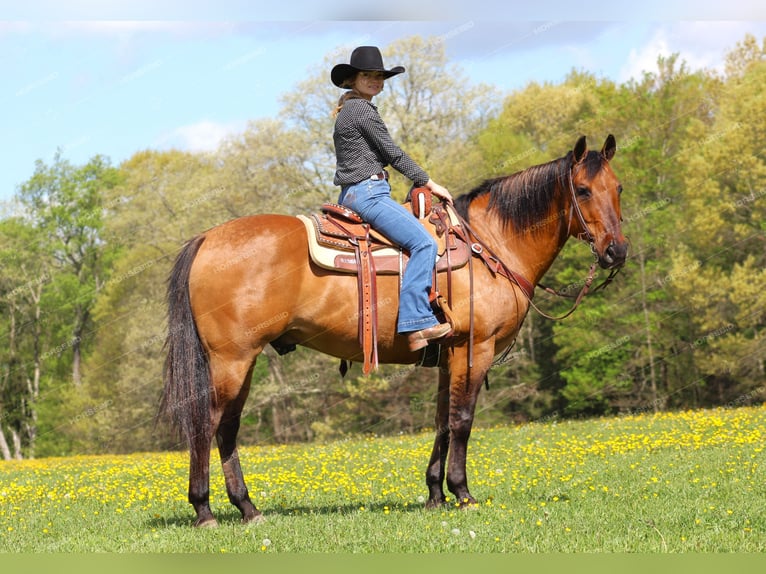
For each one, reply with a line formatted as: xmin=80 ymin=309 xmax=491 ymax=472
xmin=2 ymin=1 xmax=766 ymax=208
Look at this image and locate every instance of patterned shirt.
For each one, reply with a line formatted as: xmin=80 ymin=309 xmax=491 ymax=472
xmin=333 ymin=97 xmax=429 ymax=187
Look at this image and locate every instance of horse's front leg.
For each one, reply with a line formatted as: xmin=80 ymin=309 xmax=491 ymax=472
xmin=425 ymin=363 xmax=450 ymax=508
xmin=445 ymin=343 xmax=494 ymax=506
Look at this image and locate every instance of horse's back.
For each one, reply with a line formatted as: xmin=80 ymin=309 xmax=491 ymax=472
xmin=201 ymin=213 xmax=306 ymax=253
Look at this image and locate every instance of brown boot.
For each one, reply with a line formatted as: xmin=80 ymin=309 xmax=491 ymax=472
xmin=407 ymin=323 xmax=453 ymax=352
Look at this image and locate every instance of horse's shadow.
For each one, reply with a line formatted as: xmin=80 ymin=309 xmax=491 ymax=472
xmin=146 ymin=500 xmax=429 ymax=529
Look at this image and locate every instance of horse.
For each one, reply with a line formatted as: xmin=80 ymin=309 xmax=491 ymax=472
xmin=160 ymin=134 xmax=627 ymax=526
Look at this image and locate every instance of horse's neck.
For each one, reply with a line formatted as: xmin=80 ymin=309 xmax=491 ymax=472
xmin=468 ymin=199 xmax=568 ymax=287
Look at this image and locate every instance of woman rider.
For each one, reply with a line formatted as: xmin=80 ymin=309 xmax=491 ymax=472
xmin=331 ymin=46 xmax=453 ymax=351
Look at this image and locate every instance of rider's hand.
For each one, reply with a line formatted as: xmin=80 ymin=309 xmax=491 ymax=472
xmin=426 ymin=179 xmax=453 ymax=205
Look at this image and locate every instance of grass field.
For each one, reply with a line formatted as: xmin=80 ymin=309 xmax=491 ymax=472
xmin=1 ymin=405 xmax=764 ymax=553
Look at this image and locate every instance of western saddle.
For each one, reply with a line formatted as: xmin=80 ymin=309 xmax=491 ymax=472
xmin=296 ymin=187 xmax=470 ymax=374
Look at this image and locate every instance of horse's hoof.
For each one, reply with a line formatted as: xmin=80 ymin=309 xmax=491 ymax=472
xmin=457 ymin=497 xmax=479 ymax=509
xmin=425 ymin=498 xmax=447 ymax=510
xmin=243 ymin=512 xmax=265 ymax=524
xmin=194 ymin=517 xmax=219 ymax=528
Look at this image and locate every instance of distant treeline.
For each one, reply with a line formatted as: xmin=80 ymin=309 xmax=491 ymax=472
xmin=1 ymin=35 xmax=764 ymax=459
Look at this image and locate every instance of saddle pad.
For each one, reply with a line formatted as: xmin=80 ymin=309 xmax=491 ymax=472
xmin=298 ymin=214 xmax=402 ymax=274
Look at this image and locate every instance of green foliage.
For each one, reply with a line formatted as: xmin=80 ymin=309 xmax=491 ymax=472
xmin=668 ymin=47 xmax=766 ymax=406
xmin=0 ymin=218 xmax=47 ymax=458
xmin=1 ymin=152 xmax=120 ymax=458
xmin=17 ymin=152 xmax=122 ymax=387
xmin=2 ymin=34 xmax=765 ymax=457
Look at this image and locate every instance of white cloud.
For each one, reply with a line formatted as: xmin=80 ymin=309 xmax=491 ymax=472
xmin=671 ymin=21 xmax=763 ymax=68
xmin=156 ymin=120 xmax=243 ymax=153
xmin=618 ymin=22 xmax=766 ymax=82
xmin=619 ymin=28 xmax=673 ymax=82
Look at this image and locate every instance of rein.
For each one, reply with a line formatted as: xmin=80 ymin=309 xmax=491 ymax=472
xmin=453 ymin=212 xmax=594 ymax=322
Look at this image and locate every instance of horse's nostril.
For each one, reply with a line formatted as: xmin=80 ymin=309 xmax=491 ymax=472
xmin=606 ymin=241 xmax=627 ymax=262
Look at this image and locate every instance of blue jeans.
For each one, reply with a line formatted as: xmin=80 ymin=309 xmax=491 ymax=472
xmin=338 ymin=179 xmax=439 ymax=333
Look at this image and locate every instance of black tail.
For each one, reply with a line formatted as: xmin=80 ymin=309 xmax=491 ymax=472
xmin=160 ymin=235 xmax=211 ymax=455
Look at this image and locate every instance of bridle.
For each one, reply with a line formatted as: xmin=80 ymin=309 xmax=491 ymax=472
xmin=531 ymin=161 xmax=624 ymax=316
xmin=566 ymin=162 xmax=597 ymax=246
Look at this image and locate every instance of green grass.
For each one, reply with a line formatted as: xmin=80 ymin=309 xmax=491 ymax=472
xmin=1 ymin=405 xmax=764 ymax=552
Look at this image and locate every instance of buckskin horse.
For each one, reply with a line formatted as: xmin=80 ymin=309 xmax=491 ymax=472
xmin=161 ymin=135 xmax=627 ymax=526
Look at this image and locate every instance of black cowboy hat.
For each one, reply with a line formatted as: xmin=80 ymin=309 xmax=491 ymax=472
xmin=331 ymin=46 xmax=405 ymax=87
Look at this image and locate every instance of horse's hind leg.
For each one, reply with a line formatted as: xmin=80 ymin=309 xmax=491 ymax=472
xmin=213 ymin=359 xmax=262 ymax=523
xmin=189 ymin=431 xmax=217 ymax=527
xmin=425 ymin=365 xmax=450 ymax=508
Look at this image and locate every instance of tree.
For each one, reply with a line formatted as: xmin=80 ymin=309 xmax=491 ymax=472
xmin=724 ymin=34 xmax=766 ymax=78
xmin=668 ymin=49 xmax=766 ymax=404
xmin=216 ymin=119 xmax=331 ymax=215
xmin=0 ymin=218 xmax=53 ymax=458
xmin=17 ymin=152 xmax=121 ymax=387
xmin=376 ymin=36 xmax=500 ymax=197
xmin=75 ymin=149 xmax=222 ymax=453
xmin=546 ymin=56 xmax=723 ymax=415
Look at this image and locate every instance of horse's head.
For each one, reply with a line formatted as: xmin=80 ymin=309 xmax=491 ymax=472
xmin=568 ymin=135 xmax=628 ymax=269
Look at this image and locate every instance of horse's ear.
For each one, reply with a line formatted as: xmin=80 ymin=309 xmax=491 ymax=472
xmin=573 ymin=135 xmax=588 ymax=164
xmin=601 ymin=134 xmax=616 ymax=162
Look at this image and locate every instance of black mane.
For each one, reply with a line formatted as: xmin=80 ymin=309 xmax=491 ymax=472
xmin=454 ymin=150 xmax=605 ymax=232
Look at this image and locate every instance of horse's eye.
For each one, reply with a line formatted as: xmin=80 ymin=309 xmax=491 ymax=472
xmin=617 ymin=185 xmax=624 ymax=195
xmin=576 ymin=186 xmax=590 ymax=197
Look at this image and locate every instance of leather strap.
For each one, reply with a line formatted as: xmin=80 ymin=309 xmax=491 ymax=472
xmin=353 ymin=227 xmax=378 ymax=374
xmin=327 ymin=217 xmax=379 ymax=374
xmin=370 ymin=170 xmax=389 ymax=181
xmin=429 ymin=205 xmax=455 ymax=308
xmin=449 ymin=217 xmax=535 ymax=299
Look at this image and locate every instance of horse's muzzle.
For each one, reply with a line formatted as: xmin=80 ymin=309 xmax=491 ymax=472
xmin=599 ymin=240 xmax=628 ymax=269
